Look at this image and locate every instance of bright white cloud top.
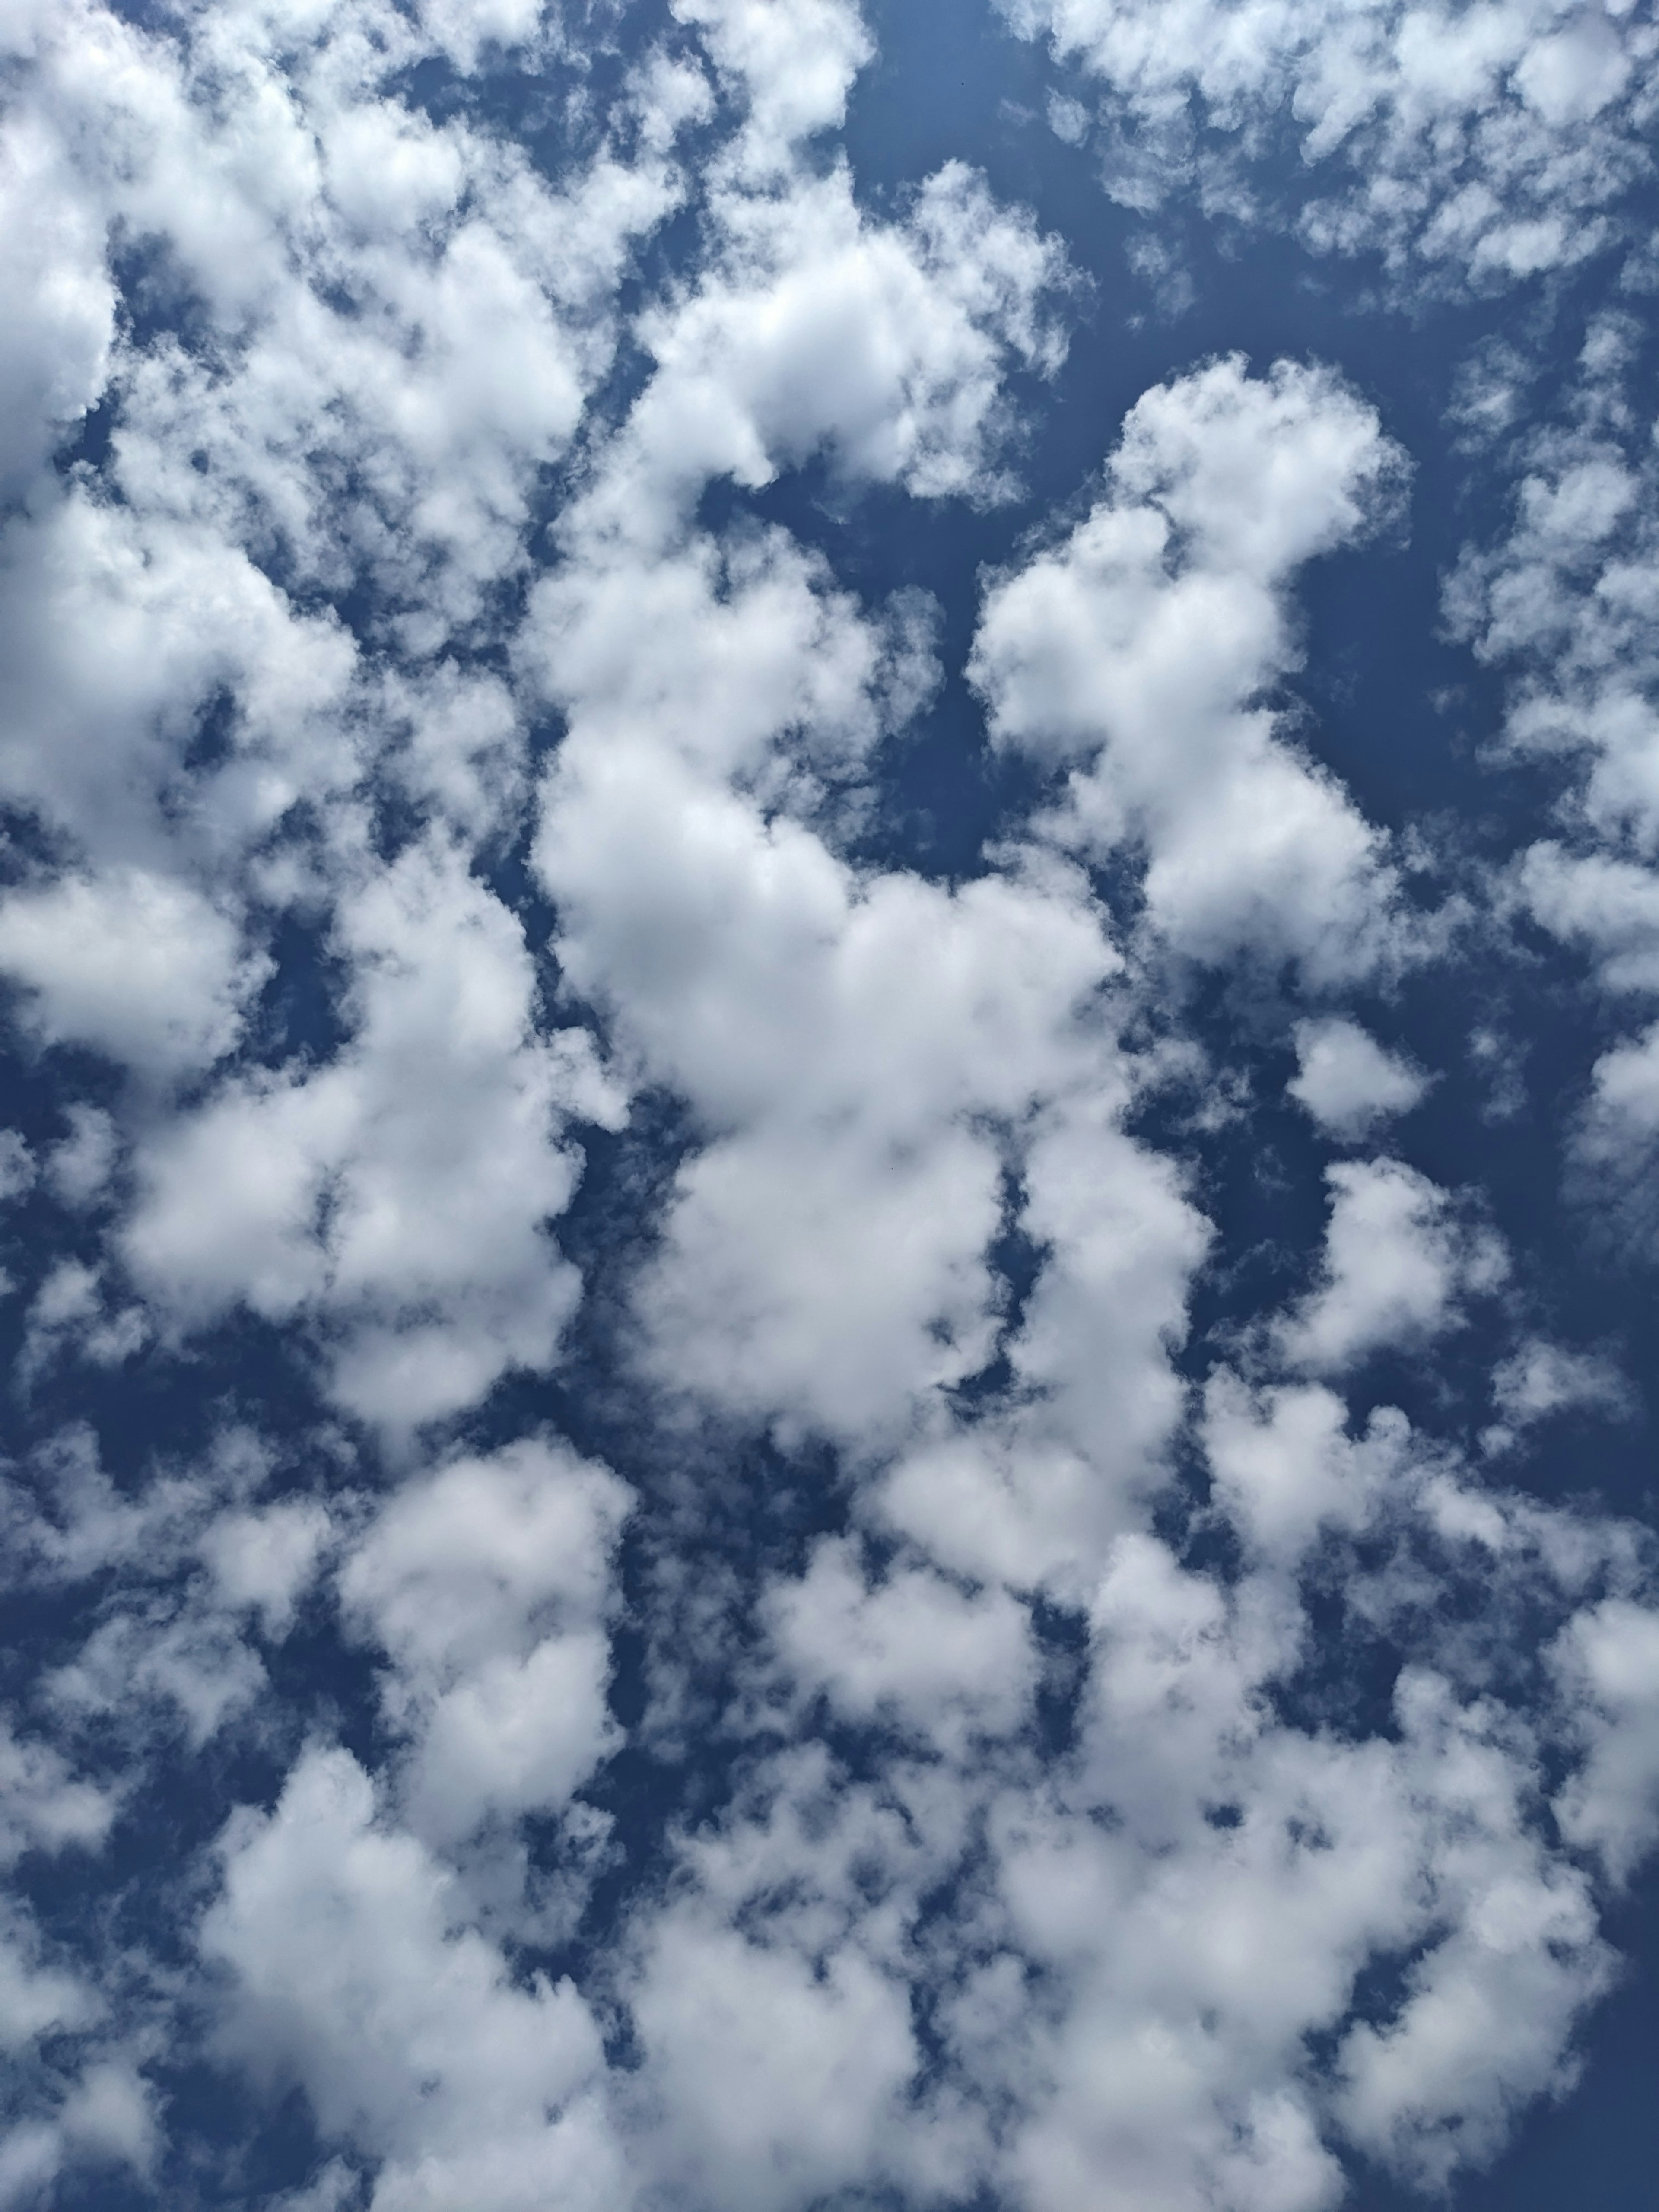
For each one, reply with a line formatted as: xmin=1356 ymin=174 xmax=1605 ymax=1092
xmin=0 ymin=4 xmax=1657 ymax=2212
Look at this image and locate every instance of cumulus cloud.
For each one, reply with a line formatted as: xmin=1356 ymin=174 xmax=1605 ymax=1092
xmin=1274 ymin=1157 xmax=1508 ymax=1373
xmin=1485 ymin=1335 xmax=1633 ymax=1452
xmin=1000 ymin=0 xmax=1659 ymax=288
xmin=579 ymin=162 xmax=1072 ymax=542
xmin=0 ymin=95 xmax=113 ymax=496
xmin=202 ymin=1746 xmax=623 ymax=2212
xmin=0 ymin=868 xmax=263 ymax=1081
xmin=678 ymin=0 xmax=874 ymax=171
xmin=764 ymin=1534 xmax=1040 ymax=1752
xmin=125 ymin=836 xmax=613 ymax=1433
xmin=972 ymin=355 xmax=1415 ymax=982
xmin=1449 ymin=318 xmax=1659 ymax=863
xmin=1288 ymin=1015 xmax=1430 ymax=1139
xmin=1554 ymin=1597 xmax=1659 ymax=1882
xmin=338 ymin=1438 xmax=630 ymax=1844
xmin=0 ymin=5 xmax=1657 ymax=2212
xmin=953 ymin=1505 xmax=1621 ymax=2211
xmin=201 ymin=1499 xmax=334 ymax=1641
xmin=45 ymin=1105 xmax=118 ymax=1209
xmin=1449 ymin=316 xmax=1659 ymax=1242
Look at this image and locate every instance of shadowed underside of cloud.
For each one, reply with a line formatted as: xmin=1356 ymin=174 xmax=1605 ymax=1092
xmin=0 ymin=3 xmax=1656 ymax=2211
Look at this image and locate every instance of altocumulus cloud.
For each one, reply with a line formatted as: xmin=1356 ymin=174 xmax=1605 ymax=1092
xmin=0 ymin=3 xmax=1658 ymax=2212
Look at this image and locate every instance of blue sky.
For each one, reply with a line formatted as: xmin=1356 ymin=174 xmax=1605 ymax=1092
xmin=0 ymin=1 xmax=1658 ymax=2207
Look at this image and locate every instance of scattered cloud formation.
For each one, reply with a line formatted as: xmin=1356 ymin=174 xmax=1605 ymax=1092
xmin=972 ymin=356 xmax=1416 ymax=981
xmin=1004 ymin=0 xmax=1659 ymax=289
xmin=0 ymin=3 xmax=1654 ymax=2211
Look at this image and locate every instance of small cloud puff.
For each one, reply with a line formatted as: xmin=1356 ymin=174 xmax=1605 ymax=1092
xmin=1274 ymin=1158 xmax=1508 ymax=1375
xmin=1288 ymin=1016 xmax=1430 ymax=1141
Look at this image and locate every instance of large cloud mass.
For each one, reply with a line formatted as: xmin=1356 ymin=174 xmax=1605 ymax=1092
xmin=0 ymin=3 xmax=1656 ymax=2211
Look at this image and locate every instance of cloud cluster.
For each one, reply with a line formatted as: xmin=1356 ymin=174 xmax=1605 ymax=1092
xmin=1002 ymin=0 xmax=1659 ymax=286
xmin=972 ymin=354 xmax=1414 ymax=982
xmin=1448 ymin=311 xmax=1659 ymax=1230
xmin=0 ymin=3 xmax=1656 ymax=2212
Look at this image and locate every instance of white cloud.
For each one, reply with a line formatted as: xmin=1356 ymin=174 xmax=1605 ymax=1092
xmin=586 ymin=159 xmax=1071 ymax=539
xmin=1569 ymin=1018 xmax=1659 ymax=1237
xmin=624 ymin=1742 xmax=976 ymax=2212
xmin=953 ymin=1521 xmax=1621 ymax=2212
xmin=0 ymin=1422 xmax=210 ymax=1589
xmin=0 ymin=1131 xmax=34 ymax=1207
xmin=1484 ymin=1336 xmax=1632 ymax=1452
xmin=56 ymin=2060 xmax=160 ymax=2182
xmin=202 ymin=1745 xmax=623 ymax=2212
xmin=337 ymin=1439 xmax=629 ymax=1843
xmin=1517 ymin=845 xmax=1659 ymax=993
xmin=0 ymin=1901 xmax=99 ymax=2056
xmin=972 ymin=356 xmax=1414 ymax=982
xmin=1553 ymin=1597 xmax=1659 ymax=1882
xmin=0 ymin=98 xmax=114 ymax=496
xmin=676 ymin=0 xmax=874 ymax=172
xmin=1449 ymin=331 xmax=1659 ymax=1245
xmin=125 ymin=836 xmax=599 ymax=1433
xmin=46 ymin=1105 xmax=117 ymax=1209
xmin=201 ymin=1499 xmax=333 ymax=1640
xmin=869 ymin=1091 xmax=1208 ymax=1596
xmin=999 ymin=0 xmax=1659 ymax=288
xmin=20 ymin=1256 xmax=147 ymax=1380
xmin=1 ymin=7 xmax=1656 ymax=2211
xmin=1203 ymin=1371 xmax=1406 ymax=1562
xmin=0 ymin=1717 xmax=111 ymax=1871
xmin=527 ymin=441 xmax=1187 ymax=1457
xmin=764 ymin=1535 xmax=1040 ymax=1753
xmin=630 ymin=1906 xmax=924 ymax=2212
xmin=1274 ymin=1158 xmax=1508 ymax=1373
xmin=44 ymin=1599 xmax=268 ymax=1751
xmin=0 ymin=869 xmax=263 ymax=1081
xmin=1448 ymin=321 xmax=1659 ymax=902
xmin=1288 ymin=1017 xmax=1429 ymax=1140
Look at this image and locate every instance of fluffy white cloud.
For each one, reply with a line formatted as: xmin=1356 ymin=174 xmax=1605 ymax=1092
xmin=764 ymin=1534 xmax=1040 ymax=1752
xmin=1449 ymin=326 xmax=1659 ymax=862
xmin=578 ymin=165 xmax=1071 ymax=547
xmin=1001 ymin=0 xmax=1659 ymax=287
xmin=0 ymin=868 xmax=263 ymax=1081
xmin=201 ymin=1499 xmax=334 ymax=1640
xmin=630 ymin=1903 xmax=926 ymax=2212
xmin=1484 ymin=1335 xmax=1632 ymax=1454
xmin=623 ymin=1738 xmax=982 ymax=2212
xmin=524 ymin=213 xmax=1188 ymax=1452
xmin=1274 ymin=1157 xmax=1508 ymax=1373
xmin=44 ymin=1596 xmax=268 ymax=1751
xmin=675 ymin=0 xmax=874 ymax=171
xmin=338 ymin=1438 xmax=630 ymax=1843
xmin=0 ymin=95 xmax=113 ymax=496
xmin=972 ymin=356 xmax=1414 ymax=982
xmin=1450 ymin=323 xmax=1659 ymax=1237
xmin=202 ymin=1745 xmax=623 ymax=2212
xmin=925 ymin=1505 xmax=1621 ymax=2212
xmin=1204 ymin=1371 xmax=1406 ymax=1562
xmin=46 ymin=1105 xmax=118 ymax=1209
xmin=1571 ymin=1018 xmax=1659 ymax=1234
xmin=0 ymin=1718 xmax=111 ymax=1872
xmin=1288 ymin=1016 xmax=1429 ymax=1139
xmin=1553 ymin=1597 xmax=1659 ymax=1881
xmin=2 ymin=5 xmax=1658 ymax=2211
xmin=125 ymin=836 xmax=614 ymax=1433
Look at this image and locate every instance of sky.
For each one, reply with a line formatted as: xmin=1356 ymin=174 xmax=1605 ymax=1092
xmin=0 ymin=0 xmax=1658 ymax=2207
